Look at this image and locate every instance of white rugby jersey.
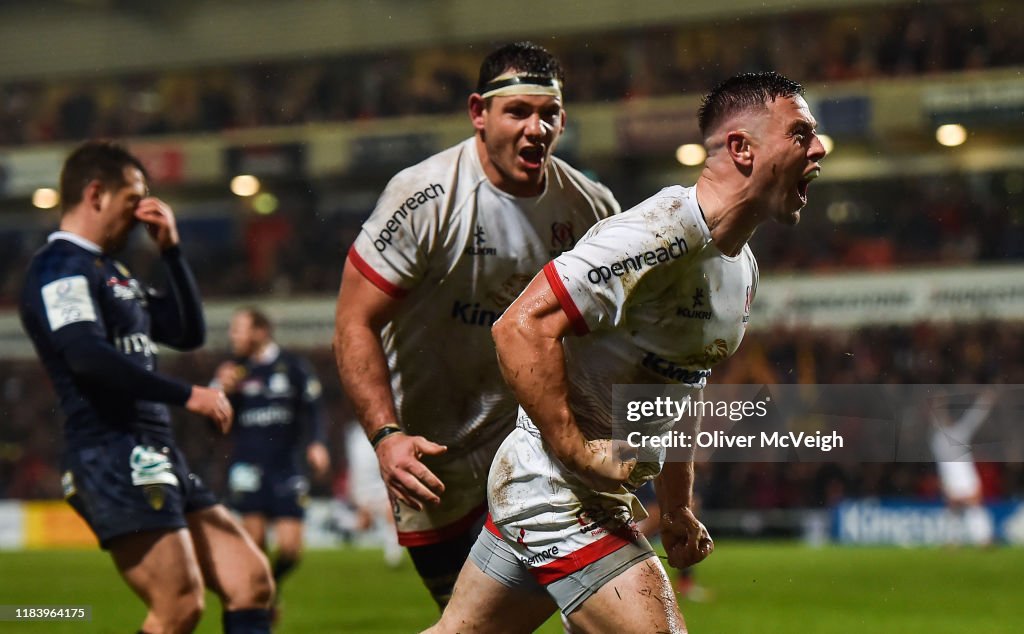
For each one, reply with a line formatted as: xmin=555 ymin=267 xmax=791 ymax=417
xmin=541 ymin=184 xmax=758 ymax=483
xmin=349 ymin=137 xmax=619 ymax=449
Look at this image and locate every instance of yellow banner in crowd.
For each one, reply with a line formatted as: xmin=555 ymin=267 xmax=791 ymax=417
xmin=22 ymin=501 xmax=96 ymax=549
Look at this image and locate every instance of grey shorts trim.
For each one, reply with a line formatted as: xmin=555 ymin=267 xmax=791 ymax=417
xmin=469 ymin=526 xmax=656 ymax=616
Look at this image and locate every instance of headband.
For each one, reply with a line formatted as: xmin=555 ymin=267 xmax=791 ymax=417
xmin=480 ymin=72 xmax=562 ymax=100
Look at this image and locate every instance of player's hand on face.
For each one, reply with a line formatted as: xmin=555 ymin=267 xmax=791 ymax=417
xmin=306 ymin=441 xmax=331 ymax=480
xmin=134 ymin=197 xmax=180 ymax=251
xmin=374 ymin=432 xmax=447 ymax=511
xmin=186 ymin=386 xmax=234 ymax=434
xmin=214 ymin=361 xmax=242 ymax=394
xmin=571 ymin=439 xmax=637 ymax=493
xmin=661 ymin=506 xmax=714 ymax=570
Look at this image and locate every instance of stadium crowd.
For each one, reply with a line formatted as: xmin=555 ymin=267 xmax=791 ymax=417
xmin=0 ymin=0 xmax=1020 ymax=146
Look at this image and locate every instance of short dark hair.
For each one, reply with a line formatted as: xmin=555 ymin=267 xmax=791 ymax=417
xmin=239 ymin=306 xmax=273 ymax=335
xmin=698 ymin=72 xmax=804 ymax=139
xmin=475 ymin=41 xmax=565 ymax=94
xmin=60 ymin=141 xmax=148 ymax=213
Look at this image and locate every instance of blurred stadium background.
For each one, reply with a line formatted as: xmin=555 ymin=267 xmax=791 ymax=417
xmin=0 ymin=0 xmax=1023 ymax=631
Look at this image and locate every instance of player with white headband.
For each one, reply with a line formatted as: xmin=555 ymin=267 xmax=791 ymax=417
xmin=334 ymin=41 xmax=620 ymax=608
xmin=479 ymin=72 xmax=563 ymax=99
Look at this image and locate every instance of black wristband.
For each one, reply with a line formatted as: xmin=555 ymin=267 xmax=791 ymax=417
xmin=370 ymin=425 xmax=404 ymax=448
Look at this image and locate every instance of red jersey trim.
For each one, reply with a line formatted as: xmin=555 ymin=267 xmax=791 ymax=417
xmin=348 ymin=246 xmax=409 ymax=299
xmin=543 ymin=261 xmax=589 ymax=336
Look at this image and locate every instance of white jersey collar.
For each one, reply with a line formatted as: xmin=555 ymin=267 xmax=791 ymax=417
xmin=48 ymin=231 xmax=103 ymax=255
xmin=253 ymin=342 xmax=281 ymax=366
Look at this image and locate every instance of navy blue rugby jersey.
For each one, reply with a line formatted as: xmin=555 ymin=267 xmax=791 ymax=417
xmin=19 ymin=233 xmax=204 ymax=444
xmin=226 ymin=345 xmax=328 ymax=470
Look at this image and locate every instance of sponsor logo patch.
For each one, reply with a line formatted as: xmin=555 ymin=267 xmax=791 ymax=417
xmin=238 ymin=405 xmax=292 ymax=427
xmin=464 ymin=224 xmax=497 ymax=256
xmin=677 ymin=287 xmax=712 ymax=320
xmin=550 ymin=221 xmax=576 ymax=251
xmin=641 ymin=352 xmax=711 ymax=384
xmin=228 ymin=463 xmax=262 ymax=493
xmin=451 ymin=299 xmax=501 ymax=327
xmin=586 ymin=236 xmax=687 ymax=284
xmin=373 ymin=183 xmax=445 ymax=252
xmin=129 ymin=445 xmax=179 ymax=487
xmin=41 ymin=275 xmax=96 ymax=331
xmin=144 ymin=484 xmax=166 ymax=510
xmin=521 ymin=545 xmax=559 ymax=566
xmin=106 ymin=276 xmax=146 ymax=302
xmin=268 ymin=372 xmax=290 ymax=395
xmin=61 ymin=470 xmax=76 ymax=499
xmin=305 ymin=377 xmax=322 ymax=399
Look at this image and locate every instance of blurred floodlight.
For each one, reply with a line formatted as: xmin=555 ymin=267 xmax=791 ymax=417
xmin=827 ymin=200 xmax=854 ymax=223
xmin=32 ymin=188 xmax=59 ymax=209
xmin=676 ymin=143 xmax=706 ymax=166
xmin=230 ymin=174 xmax=261 ymax=196
xmin=935 ymin=124 xmax=967 ymax=147
xmin=818 ymin=134 xmax=834 ymax=156
xmin=252 ymin=192 xmax=279 ymax=215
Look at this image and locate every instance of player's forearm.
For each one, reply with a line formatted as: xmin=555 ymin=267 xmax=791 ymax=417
xmin=63 ymin=337 xmax=192 ymax=405
xmin=493 ymin=317 xmax=584 ymax=467
xmin=302 ymin=401 xmax=330 ymax=444
xmin=655 ymin=460 xmax=695 ymax=511
xmin=150 ymin=246 xmax=205 ymax=350
xmin=333 ymin=321 xmax=400 ymax=437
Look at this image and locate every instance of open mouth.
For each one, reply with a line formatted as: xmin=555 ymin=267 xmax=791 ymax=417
xmin=518 ymin=146 xmax=545 ymax=169
xmin=797 ymin=167 xmax=821 ymax=204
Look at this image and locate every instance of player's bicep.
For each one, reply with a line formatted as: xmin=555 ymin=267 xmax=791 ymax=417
xmin=335 ymin=257 xmax=405 ymax=335
xmin=494 ymin=270 xmax=575 ymax=347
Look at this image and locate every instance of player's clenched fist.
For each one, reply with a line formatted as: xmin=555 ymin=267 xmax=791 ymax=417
xmin=374 ymin=432 xmax=447 ymax=511
xmin=186 ymin=385 xmax=234 ymax=434
xmin=661 ymin=506 xmax=714 ymax=570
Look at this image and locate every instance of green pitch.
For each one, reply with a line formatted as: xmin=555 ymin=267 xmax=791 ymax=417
xmin=0 ymin=543 xmax=1020 ymax=633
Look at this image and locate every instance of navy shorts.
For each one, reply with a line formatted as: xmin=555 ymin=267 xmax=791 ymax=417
xmin=227 ymin=462 xmax=308 ymax=519
xmin=62 ymin=433 xmax=218 ymax=550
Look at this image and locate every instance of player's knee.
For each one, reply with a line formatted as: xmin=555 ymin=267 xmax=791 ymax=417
xmin=154 ymin=589 xmax=203 ymax=633
xmin=277 ymin=542 xmax=302 ymax=562
xmin=220 ymin=553 xmax=275 ymax=609
xmin=176 ymin=594 xmax=204 ymax=633
xmin=244 ymin=563 xmax=276 ymax=608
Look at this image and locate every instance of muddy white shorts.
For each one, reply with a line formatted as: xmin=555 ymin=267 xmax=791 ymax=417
xmin=469 ymin=516 xmax=654 ymax=615
xmin=471 ymin=421 xmax=656 ymax=614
